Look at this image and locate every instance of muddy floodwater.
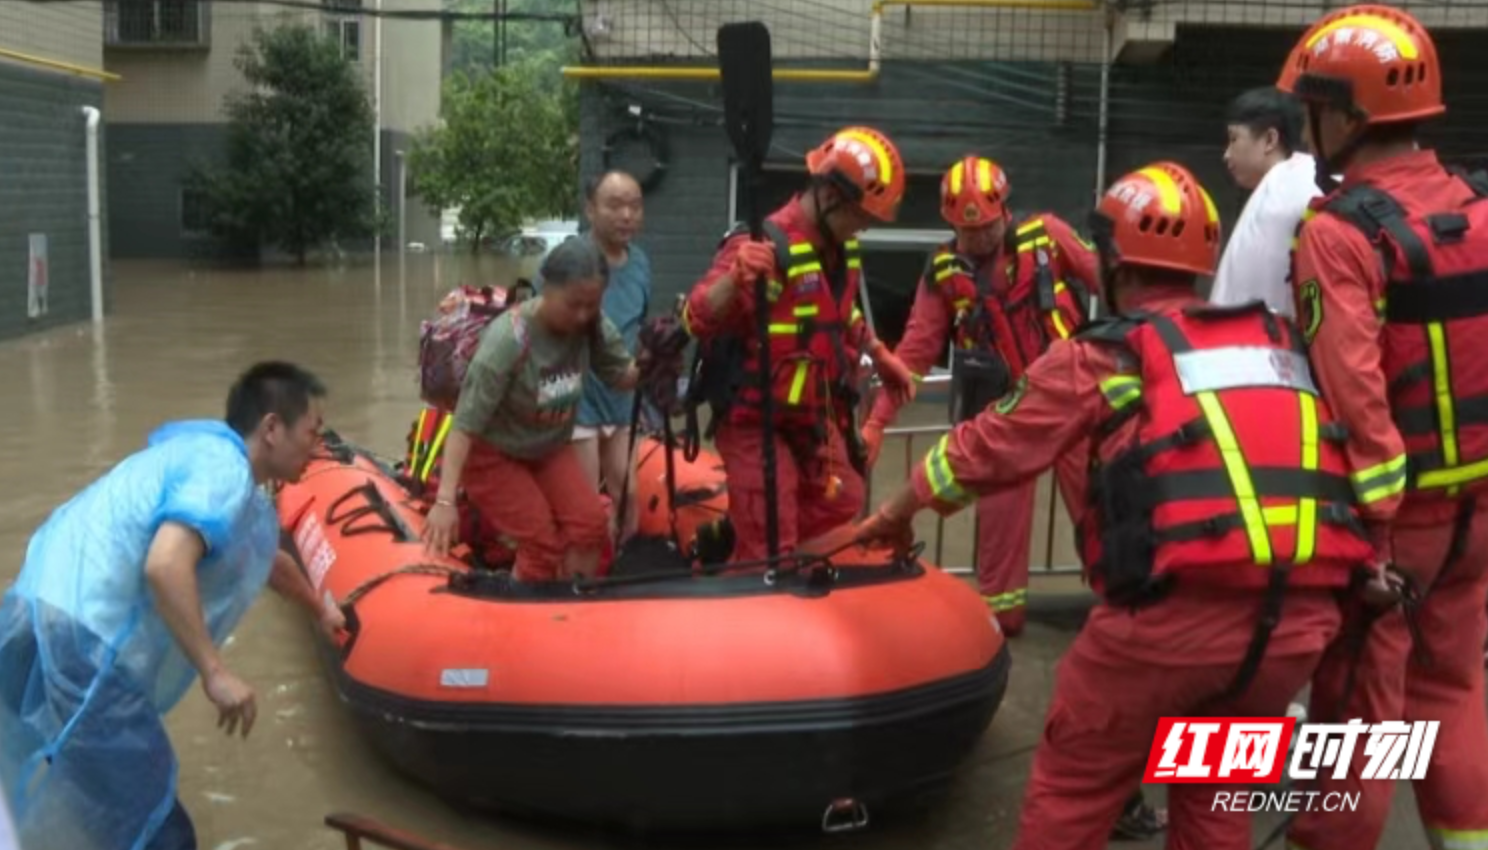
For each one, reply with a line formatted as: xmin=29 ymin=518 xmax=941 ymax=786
xmin=0 ymin=255 xmax=1431 ymax=850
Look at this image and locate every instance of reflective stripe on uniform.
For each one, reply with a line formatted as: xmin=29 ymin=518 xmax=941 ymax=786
xmin=1428 ymin=827 xmax=1488 ymax=850
xmin=1417 ymin=456 xmax=1488 ymax=491
xmin=419 ymin=412 xmax=453 ymax=483
xmin=923 ymin=433 xmax=972 ymax=507
xmin=409 ymin=406 xmax=431 ymax=469
xmin=787 ymin=241 xmax=821 ymax=278
xmin=1352 ymin=454 xmax=1408 ymax=504
xmin=1099 ymin=374 xmax=1142 ymax=411
xmin=788 ymin=362 xmax=810 ymax=404
xmin=934 ymin=253 xmax=965 ymax=283
xmin=1196 ymin=391 xmax=1273 ymax=565
xmin=1016 ymin=217 xmax=1051 ymax=254
xmin=1426 ymin=321 xmax=1462 ymax=496
xmin=1049 ymin=308 xmax=1071 ymax=339
xmin=846 ymin=239 xmax=863 ymax=270
xmin=983 ymin=589 xmax=1027 ymax=612
xmin=1296 ymin=392 xmax=1319 ymax=564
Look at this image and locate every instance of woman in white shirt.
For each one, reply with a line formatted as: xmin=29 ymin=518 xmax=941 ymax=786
xmin=1211 ymin=87 xmax=1320 ymax=318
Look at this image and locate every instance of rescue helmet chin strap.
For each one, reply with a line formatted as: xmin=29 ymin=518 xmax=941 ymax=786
xmin=1306 ymin=101 xmax=1370 ymax=195
xmin=809 ymin=171 xmax=870 ymax=249
xmin=1086 ymin=209 xmax=1122 ymax=315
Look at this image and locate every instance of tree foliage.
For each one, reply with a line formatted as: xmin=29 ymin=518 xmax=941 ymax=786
xmin=186 ymin=24 xmax=377 ymax=264
xmin=446 ymin=0 xmax=578 ymax=80
xmin=408 ymin=57 xmax=578 ymax=249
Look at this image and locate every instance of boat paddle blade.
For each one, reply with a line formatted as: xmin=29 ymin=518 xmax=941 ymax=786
xmin=716 ymin=22 xmax=774 ymax=182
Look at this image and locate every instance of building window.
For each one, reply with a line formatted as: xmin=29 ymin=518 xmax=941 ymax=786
xmin=325 ymin=0 xmax=362 ymax=62
xmin=180 ymin=187 xmax=211 ymax=235
xmin=107 ymin=0 xmax=205 ymax=46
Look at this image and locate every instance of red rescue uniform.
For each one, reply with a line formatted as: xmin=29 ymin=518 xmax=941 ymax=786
xmin=908 ymin=288 xmax=1353 ymax=850
xmin=1284 ymin=149 xmax=1488 ymax=850
xmin=868 ymin=213 xmax=1099 ymax=632
xmin=683 ymin=198 xmax=871 ymax=562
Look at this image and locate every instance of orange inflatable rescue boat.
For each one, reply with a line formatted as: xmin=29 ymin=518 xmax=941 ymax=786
xmin=277 ymin=428 xmax=1009 ymax=832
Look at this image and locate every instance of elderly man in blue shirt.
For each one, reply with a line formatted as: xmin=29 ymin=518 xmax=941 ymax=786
xmin=570 ymin=170 xmax=652 ymax=544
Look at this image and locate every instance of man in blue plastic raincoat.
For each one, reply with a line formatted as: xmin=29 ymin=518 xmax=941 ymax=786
xmin=0 ymin=361 xmax=341 ymax=850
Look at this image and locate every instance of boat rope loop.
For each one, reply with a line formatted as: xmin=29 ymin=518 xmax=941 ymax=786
xmin=341 ymin=563 xmax=464 ymax=608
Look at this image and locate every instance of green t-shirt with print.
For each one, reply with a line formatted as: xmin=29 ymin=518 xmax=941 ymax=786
xmin=452 ymin=298 xmax=633 ymax=459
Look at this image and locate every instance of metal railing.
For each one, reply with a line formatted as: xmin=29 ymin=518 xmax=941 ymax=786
xmin=324 ymin=813 xmax=469 ymax=850
xmin=859 ymin=373 xmax=1084 ymax=578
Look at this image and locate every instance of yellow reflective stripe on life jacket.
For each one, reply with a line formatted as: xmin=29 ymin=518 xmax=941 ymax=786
xmin=409 ymin=406 xmax=431 ymax=469
xmin=1196 ymin=391 xmax=1273 ymax=566
xmin=846 ymin=239 xmax=862 ymax=270
xmin=419 ymin=412 xmax=453 ymax=483
xmin=1352 ymin=454 xmax=1408 ymax=504
xmin=786 ymin=242 xmax=821 ymax=278
xmin=788 ymin=361 xmax=810 ymax=404
xmin=984 ymin=589 xmax=1027 ymax=612
xmin=769 ymin=304 xmax=822 ymax=336
xmin=1296 ymin=392 xmax=1319 ymax=565
xmin=923 ymin=433 xmax=972 ymax=507
xmin=933 ymin=253 xmax=965 ymax=283
xmin=1416 ymin=456 xmax=1488 ymax=491
xmin=1426 ymin=322 xmax=1461 ymax=497
xmin=1047 ymin=281 xmax=1073 ymax=338
xmin=1099 ymin=375 xmax=1142 ymax=411
xmin=1426 ymin=825 xmax=1488 ymax=849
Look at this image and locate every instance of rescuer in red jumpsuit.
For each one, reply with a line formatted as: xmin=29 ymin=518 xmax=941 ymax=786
xmin=860 ymin=155 xmax=1100 ymax=636
xmin=854 ymin=160 xmax=1378 ymax=849
xmin=1273 ymin=7 xmax=1488 ymax=849
xmin=682 ymin=127 xmax=917 ymax=563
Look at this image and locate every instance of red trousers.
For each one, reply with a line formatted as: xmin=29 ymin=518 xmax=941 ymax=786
xmin=975 ymin=442 xmax=1087 ymax=635
xmin=714 ymin=419 xmax=863 ymax=563
xmin=1011 ymin=587 xmax=1341 ymax=850
xmin=463 ymin=438 xmax=609 ymax=582
xmin=1287 ymin=500 xmax=1488 ymax=850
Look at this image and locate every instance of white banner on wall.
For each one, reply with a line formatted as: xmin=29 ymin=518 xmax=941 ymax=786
xmin=27 ymin=233 xmax=48 ymax=319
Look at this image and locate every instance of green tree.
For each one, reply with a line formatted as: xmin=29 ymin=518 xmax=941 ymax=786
xmin=408 ymin=57 xmax=578 ymax=250
xmin=186 ymin=24 xmax=377 ymax=265
xmin=447 ymin=0 xmax=578 ymax=80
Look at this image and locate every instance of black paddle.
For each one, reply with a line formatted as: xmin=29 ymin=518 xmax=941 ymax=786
xmin=717 ymin=21 xmax=781 ymax=562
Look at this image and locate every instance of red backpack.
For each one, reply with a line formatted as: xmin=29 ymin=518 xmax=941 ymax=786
xmin=417 ymin=284 xmax=510 ymax=410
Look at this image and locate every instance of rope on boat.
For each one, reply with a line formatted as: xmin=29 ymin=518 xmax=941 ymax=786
xmin=341 ymin=563 xmax=464 ymax=608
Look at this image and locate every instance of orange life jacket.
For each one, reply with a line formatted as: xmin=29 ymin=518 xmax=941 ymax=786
xmin=1076 ymin=302 xmax=1373 ymax=608
xmin=732 ymin=219 xmax=867 ymax=428
xmin=1300 ymin=169 xmax=1488 ymax=504
xmin=927 ymin=215 xmax=1094 ymax=378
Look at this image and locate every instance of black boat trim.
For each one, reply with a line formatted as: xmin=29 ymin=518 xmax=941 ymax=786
xmin=282 ymin=497 xmax=932 ymax=607
xmin=328 ymin=642 xmax=1011 ymax=736
xmin=438 ymin=556 xmax=929 ymax=604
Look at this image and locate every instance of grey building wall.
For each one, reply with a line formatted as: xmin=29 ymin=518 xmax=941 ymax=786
xmin=578 ymin=25 xmax=1488 ymax=341
xmin=106 ymin=124 xmax=438 ymax=259
xmin=0 ymin=63 xmax=107 ymax=341
xmin=107 ymin=123 xmax=227 ymax=259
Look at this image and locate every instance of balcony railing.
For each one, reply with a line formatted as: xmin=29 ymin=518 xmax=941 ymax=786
xmin=104 ymin=0 xmax=210 ymax=49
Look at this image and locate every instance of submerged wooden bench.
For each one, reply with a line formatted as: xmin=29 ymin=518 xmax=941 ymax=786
xmin=324 ymin=813 xmax=472 ymax=850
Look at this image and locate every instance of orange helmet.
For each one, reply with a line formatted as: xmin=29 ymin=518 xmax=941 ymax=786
xmin=1277 ymin=4 xmax=1443 ymax=125
xmin=805 ymin=126 xmax=906 ymax=223
xmin=940 ymin=155 xmax=1010 ymax=228
xmin=1091 ymin=162 xmax=1221 ymax=278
